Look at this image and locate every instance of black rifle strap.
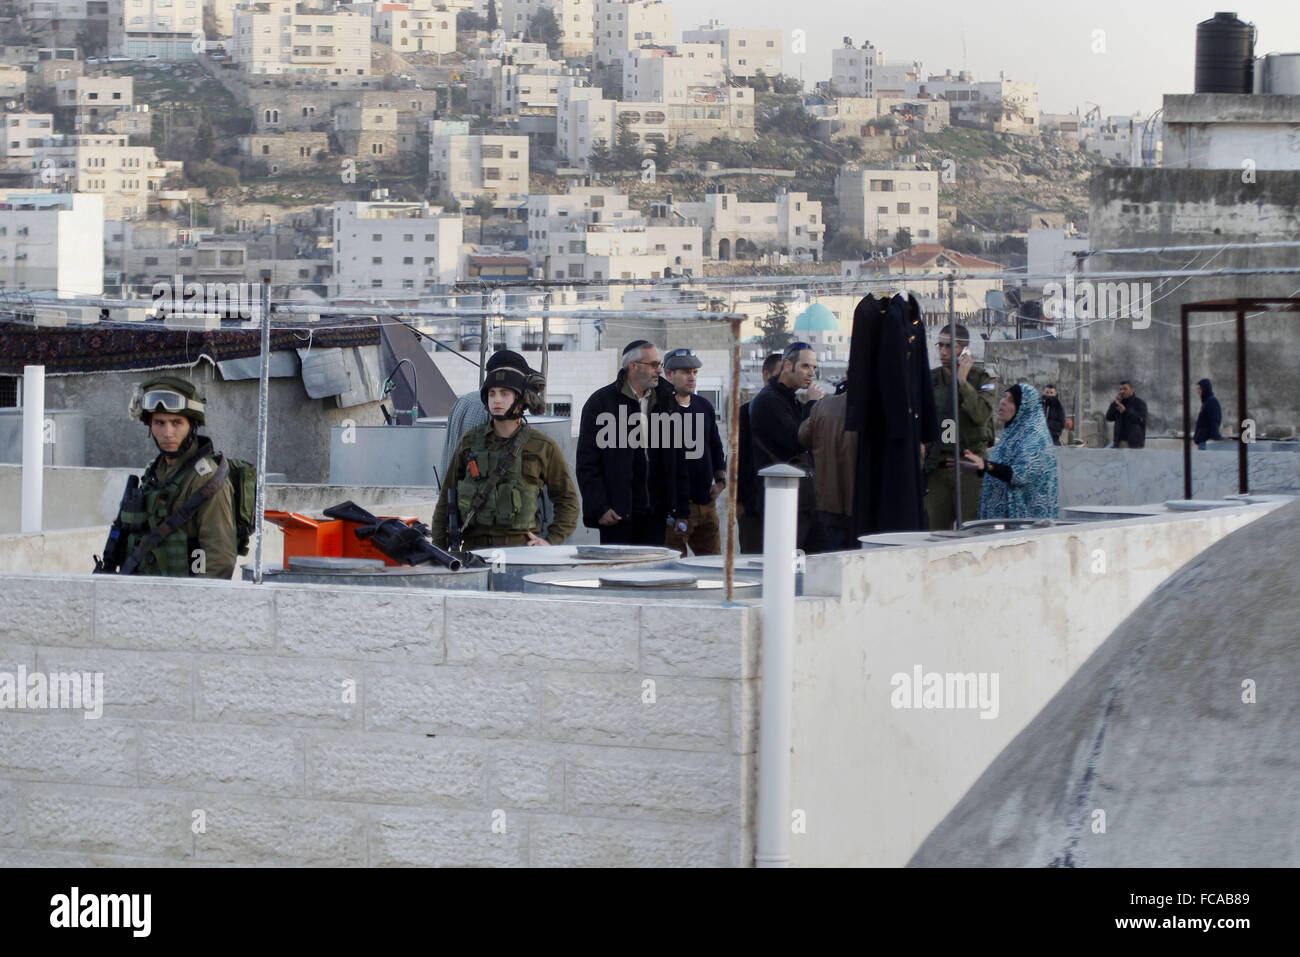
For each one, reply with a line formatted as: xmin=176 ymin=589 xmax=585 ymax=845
xmin=462 ymin=425 xmax=530 ymax=530
xmin=119 ymin=455 xmax=229 ymax=575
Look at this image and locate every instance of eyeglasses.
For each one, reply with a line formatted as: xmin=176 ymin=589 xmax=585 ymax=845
xmin=634 ymin=360 xmax=664 ymax=370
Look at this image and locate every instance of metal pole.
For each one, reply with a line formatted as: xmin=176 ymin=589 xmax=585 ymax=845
xmin=1073 ymin=253 xmax=1084 ymax=446
xmin=20 ymin=365 xmax=44 ymax=534
xmin=1182 ymin=305 xmax=1192 ymax=500
xmin=756 ymin=463 xmax=801 ymax=868
xmin=947 ymin=276 xmax=961 ymax=528
xmin=253 ymin=278 xmax=271 ymax=584
xmin=540 ymin=292 xmax=550 ymax=404
xmin=478 ymin=287 xmax=489 ymax=389
xmin=725 ymin=315 xmax=741 ymax=602
xmin=1236 ymin=306 xmax=1248 ymax=494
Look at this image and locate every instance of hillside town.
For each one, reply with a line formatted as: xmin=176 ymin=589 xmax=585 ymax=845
xmin=0 ymin=2 xmax=1297 ymax=882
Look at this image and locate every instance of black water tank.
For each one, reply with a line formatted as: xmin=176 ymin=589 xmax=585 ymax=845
xmin=1195 ymin=11 xmax=1255 ymax=93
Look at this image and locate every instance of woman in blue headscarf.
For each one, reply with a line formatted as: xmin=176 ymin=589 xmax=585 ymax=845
xmin=957 ymin=382 xmax=1059 ymax=519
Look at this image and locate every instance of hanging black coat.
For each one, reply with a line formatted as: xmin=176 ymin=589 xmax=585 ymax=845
xmin=845 ymin=294 xmax=940 ymax=535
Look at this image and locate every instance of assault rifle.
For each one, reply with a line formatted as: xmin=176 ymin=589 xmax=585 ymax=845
xmin=321 ymin=501 xmax=480 ymax=571
xmin=93 ymin=475 xmax=140 ymax=574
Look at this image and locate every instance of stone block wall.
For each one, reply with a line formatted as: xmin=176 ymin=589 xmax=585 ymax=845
xmin=0 ymin=575 xmax=757 ymax=866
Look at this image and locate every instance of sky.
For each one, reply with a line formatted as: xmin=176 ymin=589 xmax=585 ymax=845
xmin=665 ymin=0 xmax=1300 ymax=116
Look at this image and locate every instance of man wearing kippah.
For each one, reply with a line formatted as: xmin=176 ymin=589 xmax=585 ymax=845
xmin=576 ymin=340 xmax=690 ymax=545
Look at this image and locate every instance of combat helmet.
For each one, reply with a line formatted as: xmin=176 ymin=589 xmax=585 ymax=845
xmin=129 ymin=375 xmax=207 ymax=426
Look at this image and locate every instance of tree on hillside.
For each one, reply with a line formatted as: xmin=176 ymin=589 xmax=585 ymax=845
xmin=757 ymin=299 xmax=794 ymax=353
xmin=527 ymin=7 xmax=560 ymax=57
xmin=192 ymin=114 xmax=215 ymax=163
xmin=487 ymin=0 xmax=498 ymax=32
xmin=759 ymin=103 xmax=817 ymax=139
xmin=613 ymin=117 xmax=640 ymax=170
xmin=473 ymin=194 xmax=494 ymax=243
xmin=825 ymin=228 xmax=871 ymax=262
xmin=894 ymin=227 xmax=913 ymax=250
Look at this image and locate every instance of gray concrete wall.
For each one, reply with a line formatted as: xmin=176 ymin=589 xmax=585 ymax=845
xmin=1056 ymin=447 xmax=1300 ymax=505
xmin=983 ymin=338 xmax=1094 ymax=443
xmin=1088 ymin=169 xmax=1300 ymax=440
xmin=0 ymin=575 xmax=757 ymax=866
xmin=31 ymin=369 xmax=385 ymax=483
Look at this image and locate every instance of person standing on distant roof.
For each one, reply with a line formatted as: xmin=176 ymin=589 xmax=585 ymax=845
xmin=662 ymin=348 xmax=726 ymax=556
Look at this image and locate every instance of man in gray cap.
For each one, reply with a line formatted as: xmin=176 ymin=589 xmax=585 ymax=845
xmin=662 ymin=348 xmax=726 ymax=556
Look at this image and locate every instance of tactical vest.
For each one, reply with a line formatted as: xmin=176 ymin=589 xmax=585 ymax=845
xmin=456 ymin=425 xmax=540 ymax=533
xmin=120 ymin=454 xmax=204 ymax=576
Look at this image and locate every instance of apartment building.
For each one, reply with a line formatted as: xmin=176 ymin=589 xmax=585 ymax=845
xmin=680 ymin=20 xmax=781 ymax=79
xmin=0 ymin=189 xmax=104 ymax=297
xmin=107 ymin=0 xmax=202 ymax=59
xmin=232 ymin=3 xmax=371 ymax=77
xmin=831 ymin=40 xmax=881 ymax=97
xmin=501 ymin=0 xmax=593 ymax=58
xmin=56 ymin=76 xmax=134 ymax=129
xmin=332 ymin=198 xmax=463 ymax=295
xmin=0 ymin=65 xmax=29 ymax=102
xmin=674 ymin=189 xmax=823 ymax=261
xmin=31 ymin=49 xmax=84 ymax=89
xmin=1 ymin=113 xmax=55 ymax=168
xmin=30 ymin=133 xmax=181 ymax=220
xmin=372 ymin=6 xmax=455 ymax=54
xmin=910 ymin=71 xmax=1040 ymax=135
xmin=835 ymin=166 xmax=940 ymax=245
xmin=556 ymin=76 xmax=752 ymax=166
xmin=428 ymin=120 xmax=530 ymax=209
xmin=334 ymin=105 xmax=401 ymax=160
xmin=622 ymin=43 xmax=724 ymax=102
xmin=592 ymin=0 xmax=673 ymax=67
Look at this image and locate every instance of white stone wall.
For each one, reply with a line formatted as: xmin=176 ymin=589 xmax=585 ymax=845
xmin=790 ymin=502 xmax=1280 ymax=866
xmin=0 ymin=574 xmax=757 ymax=866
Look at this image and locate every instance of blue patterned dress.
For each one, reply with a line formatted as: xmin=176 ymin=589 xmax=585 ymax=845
xmin=977 ymin=382 xmax=1060 ymax=519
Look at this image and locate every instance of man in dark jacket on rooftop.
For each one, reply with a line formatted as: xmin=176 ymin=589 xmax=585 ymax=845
xmin=1106 ymin=380 xmax=1148 ymax=448
xmin=576 ymin=340 xmax=690 ymax=545
xmin=1194 ymin=378 xmax=1223 ymax=450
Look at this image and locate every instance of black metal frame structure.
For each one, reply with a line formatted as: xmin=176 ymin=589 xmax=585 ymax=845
xmin=1179 ymin=297 xmax=1300 ymax=499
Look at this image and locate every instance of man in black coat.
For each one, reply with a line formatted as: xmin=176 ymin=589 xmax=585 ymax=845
xmin=1106 ymin=380 xmax=1148 ymax=448
xmin=749 ymin=341 xmax=825 ymax=552
xmin=1042 ymin=384 xmax=1066 ymax=445
xmin=576 ymin=340 xmax=690 ymax=545
xmin=1194 ymin=378 xmax=1222 ymax=450
xmin=737 ymin=352 xmax=782 ymax=553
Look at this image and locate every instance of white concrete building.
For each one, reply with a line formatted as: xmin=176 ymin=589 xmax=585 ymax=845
xmin=429 ymin=120 xmax=530 ymax=210
xmin=30 ymin=133 xmax=181 ymax=220
xmin=835 ymin=165 xmax=940 ymax=245
xmin=593 ymin=0 xmax=673 ymax=67
xmin=0 ymin=189 xmax=104 ymax=297
xmin=681 ymin=20 xmax=781 ymax=80
xmin=372 ymin=6 xmax=455 ymax=54
xmin=108 ymin=0 xmax=202 ymax=59
xmin=910 ymin=71 xmax=1040 ymax=135
xmin=232 ymin=2 xmax=371 ymax=77
xmin=623 ymin=43 xmax=724 ymax=102
xmin=332 ymin=198 xmax=463 ymax=296
xmin=1 ymin=113 xmax=55 ymax=168
xmin=1027 ymin=227 xmax=1088 ymax=288
xmin=501 ymin=0 xmax=593 ymax=58
xmin=674 ymin=190 xmax=823 ymax=261
xmin=831 ymin=40 xmax=881 ymax=98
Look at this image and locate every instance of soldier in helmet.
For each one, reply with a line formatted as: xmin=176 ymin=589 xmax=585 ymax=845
xmin=114 ymin=375 xmax=237 ymax=578
xmin=432 ymin=364 xmax=579 ymax=550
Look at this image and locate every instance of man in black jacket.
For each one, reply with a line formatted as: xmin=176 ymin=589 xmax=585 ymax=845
xmin=577 ymin=340 xmax=690 ymax=545
xmin=737 ymin=352 xmax=782 ymax=553
xmin=749 ymin=341 xmax=825 ymax=552
xmin=1042 ymin=384 xmax=1066 ymax=445
xmin=1194 ymin=378 xmax=1222 ymax=450
xmin=1106 ymin=380 xmax=1148 ymax=448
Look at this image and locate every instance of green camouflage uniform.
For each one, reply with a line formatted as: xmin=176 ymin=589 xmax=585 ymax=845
xmin=925 ymin=364 xmax=998 ymax=529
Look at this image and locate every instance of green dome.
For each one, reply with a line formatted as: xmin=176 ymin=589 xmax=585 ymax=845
xmin=794 ymin=302 xmax=838 ymax=332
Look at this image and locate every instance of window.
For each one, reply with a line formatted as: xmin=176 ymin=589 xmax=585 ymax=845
xmin=371 ymin=279 xmax=382 ymax=288
xmin=919 ymin=182 xmax=932 ymax=190
xmin=919 ymin=207 xmax=930 ymax=215
xmin=372 ymin=256 xmax=383 ymax=264
xmin=424 ymin=257 xmax=435 ymax=264
xmin=402 ymin=279 xmax=414 ymax=289
xmin=403 ymin=256 xmax=413 ymax=264
xmin=482 ymin=144 xmax=503 ymax=158
xmin=372 ymin=233 xmax=382 ymax=241
xmin=897 ymin=203 xmax=910 ymax=214
xmin=877 ymin=206 xmax=888 ymax=214
xmin=424 ymin=234 xmax=435 ymax=241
